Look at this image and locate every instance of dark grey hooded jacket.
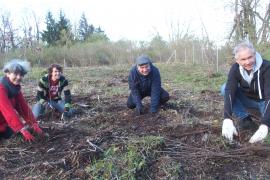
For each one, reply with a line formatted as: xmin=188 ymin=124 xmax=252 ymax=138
xmin=224 ymin=52 xmax=270 ymax=127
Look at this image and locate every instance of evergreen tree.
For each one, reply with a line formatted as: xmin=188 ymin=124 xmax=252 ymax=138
xmin=41 ymin=11 xmax=58 ymax=46
xmin=78 ymin=13 xmax=94 ymax=41
xmin=57 ymin=10 xmax=73 ymax=45
xmin=92 ymin=26 xmax=109 ymax=42
xmin=57 ymin=10 xmax=71 ymax=33
xmin=95 ymin=26 xmax=104 ymax=33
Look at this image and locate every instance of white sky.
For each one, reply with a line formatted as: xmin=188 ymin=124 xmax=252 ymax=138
xmin=0 ymin=0 xmax=235 ymax=44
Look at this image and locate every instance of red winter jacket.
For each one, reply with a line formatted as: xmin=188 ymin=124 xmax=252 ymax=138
xmin=0 ymin=77 xmax=37 ymax=133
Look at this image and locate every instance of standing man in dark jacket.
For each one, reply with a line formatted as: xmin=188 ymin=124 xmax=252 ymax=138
xmin=221 ymin=41 xmax=270 ymax=143
xmin=127 ymin=55 xmax=169 ymax=115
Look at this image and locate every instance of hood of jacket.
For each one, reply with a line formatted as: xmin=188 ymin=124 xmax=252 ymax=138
xmin=239 ymin=52 xmax=263 ymax=85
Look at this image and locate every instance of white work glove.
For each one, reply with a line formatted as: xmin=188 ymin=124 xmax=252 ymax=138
xmin=249 ymin=124 xmax=268 ymax=143
xmin=222 ymin=119 xmax=238 ymax=141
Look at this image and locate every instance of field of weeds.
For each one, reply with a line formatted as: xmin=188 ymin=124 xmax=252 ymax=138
xmin=1 ymin=63 xmax=270 ymax=179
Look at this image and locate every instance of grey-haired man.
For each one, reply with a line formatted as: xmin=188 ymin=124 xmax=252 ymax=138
xmin=221 ymin=41 xmax=270 ymax=143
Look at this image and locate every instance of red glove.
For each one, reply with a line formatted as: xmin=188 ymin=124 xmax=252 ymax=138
xmin=32 ymin=123 xmax=43 ymax=135
xmin=20 ymin=129 xmax=35 ymax=142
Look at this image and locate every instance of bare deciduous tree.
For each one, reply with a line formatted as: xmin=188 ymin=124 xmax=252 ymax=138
xmin=229 ymin=0 xmax=270 ymax=44
xmin=0 ymin=14 xmax=17 ymax=52
xmin=21 ymin=10 xmax=42 ymax=50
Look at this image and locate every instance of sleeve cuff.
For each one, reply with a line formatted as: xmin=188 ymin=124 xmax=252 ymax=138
xmin=64 ymin=103 xmax=72 ymax=108
xmin=39 ymin=99 xmax=45 ymax=104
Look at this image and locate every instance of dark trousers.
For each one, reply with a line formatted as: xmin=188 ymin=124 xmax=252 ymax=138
xmin=127 ymin=88 xmax=169 ymax=109
xmin=0 ymin=127 xmax=13 ymax=140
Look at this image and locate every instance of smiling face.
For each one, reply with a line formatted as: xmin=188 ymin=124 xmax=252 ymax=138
xmin=51 ymin=67 xmax=62 ymax=81
xmin=137 ymin=63 xmax=150 ymax=76
xmin=6 ymin=72 xmax=24 ymax=85
xmin=235 ymin=47 xmax=256 ymax=71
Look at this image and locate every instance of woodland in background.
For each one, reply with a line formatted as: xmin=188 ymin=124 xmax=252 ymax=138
xmin=1 ymin=1 xmax=270 ymax=178
xmin=0 ymin=0 xmax=270 ymax=67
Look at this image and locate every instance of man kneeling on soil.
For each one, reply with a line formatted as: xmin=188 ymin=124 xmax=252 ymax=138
xmin=32 ymin=64 xmax=74 ymax=119
xmin=0 ymin=59 xmax=43 ymax=142
xmin=127 ymin=55 xmax=169 ymax=115
xmin=221 ymin=41 xmax=270 ymax=143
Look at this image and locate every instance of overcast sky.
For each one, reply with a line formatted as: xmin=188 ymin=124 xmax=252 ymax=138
xmin=1 ymin=0 xmax=236 ymax=44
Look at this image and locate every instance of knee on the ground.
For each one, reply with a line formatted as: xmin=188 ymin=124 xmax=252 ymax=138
xmin=127 ymin=102 xmax=136 ymax=109
xmin=161 ymin=93 xmax=170 ymax=104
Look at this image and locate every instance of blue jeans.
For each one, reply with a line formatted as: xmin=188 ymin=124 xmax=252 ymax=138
xmin=221 ymin=83 xmax=265 ymax=120
xmin=32 ymin=100 xmax=74 ymax=118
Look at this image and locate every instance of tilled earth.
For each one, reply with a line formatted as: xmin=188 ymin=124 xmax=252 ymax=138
xmin=1 ymin=76 xmax=270 ymax=179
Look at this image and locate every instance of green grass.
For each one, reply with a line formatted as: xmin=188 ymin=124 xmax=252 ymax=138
xmin=156 ymin=63 xmax=227 ymax=93
xmin=86 ymin=136 xmax=164 ymax=179
xmin=1 ymin=62 xmax=227 ymax=96
xmin=157 ymin=156 xmax=181 ymax=179
xmin=24 ymin=67 xmax=47 ymax=81
xmin=264 ymin=135 xmax=270 ymax=144
xmin=30 ymin=62 xmax=226 ymax=97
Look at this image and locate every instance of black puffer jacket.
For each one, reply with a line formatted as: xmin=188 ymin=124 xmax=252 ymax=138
xmin=224 ymin=59 xmax=270 ymax=127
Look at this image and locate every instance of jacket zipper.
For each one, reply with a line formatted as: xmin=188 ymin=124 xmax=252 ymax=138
xmin=229 ymin=94 xmax=232 ymax=112
xmin=263 ymin=100 xmax=270 ymax=117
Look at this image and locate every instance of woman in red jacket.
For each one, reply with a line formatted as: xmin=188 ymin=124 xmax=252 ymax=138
xmin=0 ymin=59 xmax=43 ymax=142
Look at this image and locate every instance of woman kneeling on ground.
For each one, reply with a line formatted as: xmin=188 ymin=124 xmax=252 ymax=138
xmin=0 ymin=59 xmax=43 ymax=142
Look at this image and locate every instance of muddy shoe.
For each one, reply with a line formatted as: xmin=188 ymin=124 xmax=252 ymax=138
xmin=239 ymin=116 xmax=258 ymax=131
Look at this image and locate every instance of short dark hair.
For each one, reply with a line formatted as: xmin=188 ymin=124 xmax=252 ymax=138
xmin=48 ymin=64 xmax=63 ymax=75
